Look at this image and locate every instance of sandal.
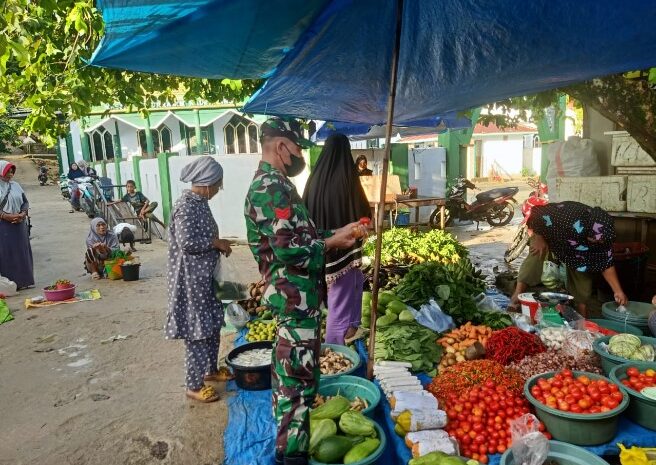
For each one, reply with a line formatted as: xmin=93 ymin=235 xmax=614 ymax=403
xmin=204 ymin=367 xmax=235 ymax=382
xmin=91 ymin=272 xmax=101 ymax=280
xmin=186 ymin=385 xmax=220 ymax=403
xmin=344 ymin=327 xmax=366 ymax=344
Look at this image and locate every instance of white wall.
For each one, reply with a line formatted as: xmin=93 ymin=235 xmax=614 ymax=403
xmin=480 ymin=138 xmax=524 ymax=176
xmin=105 ymin=162 xmax=118 ymax=199
xmin=69 ymin=121 xmax=84 ymax=161
xmin=120 ymin=160 xmax=135 ymax=186
xmin=139 ymin=158 xmax=163 ymax=215
xmin=58 ymin=138 xmax=70 ymax=173
xmin=114 ymin=120 xmax=140 ymax=159
xmin=168 ymin=154 xmax=263 ymax=239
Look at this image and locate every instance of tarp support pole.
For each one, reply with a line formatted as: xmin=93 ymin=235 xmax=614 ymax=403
xmin=367 ymin=0 xmax=404 ymax=380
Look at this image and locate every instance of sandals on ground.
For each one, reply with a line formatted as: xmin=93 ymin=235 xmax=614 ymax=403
xmin=204 ymin=366 xmax=234 ymax=382
xmin=186 ymin=385 xmax=220 ymax=403
xmin=91 ymin=272 xmax=101 ymax=280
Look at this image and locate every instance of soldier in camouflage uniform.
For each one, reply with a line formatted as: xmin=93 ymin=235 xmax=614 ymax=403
xmin=245 ymin=118 xmax=362 ymax=465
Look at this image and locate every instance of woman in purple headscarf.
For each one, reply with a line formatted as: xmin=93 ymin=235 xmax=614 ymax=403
xmin=510 ymin=201 xmax=628 ymax=317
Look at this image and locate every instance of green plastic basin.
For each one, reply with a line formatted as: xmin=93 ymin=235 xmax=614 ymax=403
xmin=592 ymin=335 xmax=656 ymax=375
xmin=524 ymin=371 xmax=629 ymax=445
xmin=318 ymin=375 xmax=380 ymax=418
xmin=609 ymin=361 xmax=656 ymax=430
xmin=320 ymin=344 xmax=361 ymax=379
xmin=588 ymin=318 xmax=643 ymax=336
xmin=500 ymin=440 xmax=610 ymax=465
xmin=309 ymin=420 xmax=386 ymax=465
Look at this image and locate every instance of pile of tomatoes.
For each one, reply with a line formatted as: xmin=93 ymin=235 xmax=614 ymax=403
xmin=443 ymin=381 xmax=549 ymax=464
xmin=619 ymin=366 xmax=656 ymax=393
xmin=529 ymin=369 xmax=624 ymax=414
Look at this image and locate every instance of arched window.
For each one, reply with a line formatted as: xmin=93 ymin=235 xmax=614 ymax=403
xmin=308 ymin=120 xmax=317 ymax=139
xmin=137 ymin=126 xmax=172 ymax=155
xmin=223 ymin=115 xmax=260 ymax=154
xmin=160 ymin=126 xmax=172 ymax=152
xmin=103 ymin=131 xmax=115 ymax=160
xmin=92 ymin=132 xmax=104 ymax=161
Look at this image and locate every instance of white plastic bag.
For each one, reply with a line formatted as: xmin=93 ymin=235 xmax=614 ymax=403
xmin=213 ymin=256 xmax=245 ymax=300
xmin=224 ymin=302 xmax=250 ymax=329
xmin=541 ymin=260 xmax=565 ymax=290
xmin=411 ymin=299 xmax=455 ymax=333
xmin=0 ymin=275 xmax=17 ymax=297
xmin=474 ymin=292 xmax=503 ymax=312
xmin=510 ymin=414 xmax=549 ymax=465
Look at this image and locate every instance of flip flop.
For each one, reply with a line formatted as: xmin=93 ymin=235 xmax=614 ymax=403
xmin=204 ymin=367 xmax=235 ymax=382
xmin=186 ymin=385 xmax=220 ymax=403
xmin=344 ymin=327 xmax=367 ymax=344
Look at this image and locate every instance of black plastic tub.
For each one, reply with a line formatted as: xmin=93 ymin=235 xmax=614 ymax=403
xmin=226 ymin=341 xmax=273 ymax=391
xmin=121 ymin=263 xmax=140 ymax=281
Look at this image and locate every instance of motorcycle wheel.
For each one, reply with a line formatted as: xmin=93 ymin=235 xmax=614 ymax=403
xmin=428 ymin=207 xmax=452 ymax=229
xmin=504 ymin=225 xmax=530 ymax=263
xmin=486 ymin=201 xmax=514 ymax=227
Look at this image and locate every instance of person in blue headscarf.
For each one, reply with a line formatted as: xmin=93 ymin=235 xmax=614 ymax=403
xmin=0 ymin=160 xmax=34 ymax=289
xmin=165 ymin=156 xmax=233 ymax=403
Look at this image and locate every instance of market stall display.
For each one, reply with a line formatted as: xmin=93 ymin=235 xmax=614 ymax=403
xmin=524 ymin=371 xmax=629 ymax=445
xmin=321 ymin=344 xmax=360 ymax=378
xmin=226 ymin=341 xmax=273 ymax=391
xmin=485 ymin=327 xmax=546 ymax=366
xmin=244 ymin=319 xmax=276 ymax=342
xmin=593 ymin=334 xmax=656 ymax=374
xmin=609 ymin=362 xmax=656 ymax=430
xmin=499 ymin=440 xmax=611 ymax=465
xmin=374 ymin=321 xmax=442 ymax=373
xmin=316 ymin=375 xmax=380 ymax=416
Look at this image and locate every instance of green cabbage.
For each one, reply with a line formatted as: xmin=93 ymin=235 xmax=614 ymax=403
xmin=609 ymin=334 xmax=642 ymax=358
xmin=630 ymin=344 xmax=655 ymax=361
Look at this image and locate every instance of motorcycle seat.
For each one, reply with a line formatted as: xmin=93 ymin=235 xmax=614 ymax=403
xmin=475 ymin=187 xmax=519 ymax=203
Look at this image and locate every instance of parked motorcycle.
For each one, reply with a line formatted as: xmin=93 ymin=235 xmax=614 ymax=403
xmin=59 ymin=175 xmax=71 ymax=200
xmin=37 ymin=165 xmax=48 ymax=186
xmin=503 ymin=177 xmax=549 ymax=263
xmin=70 ymin=176 xmax=100 ymax=218
xmin=429 ymin=177 xmax=518 ymax=229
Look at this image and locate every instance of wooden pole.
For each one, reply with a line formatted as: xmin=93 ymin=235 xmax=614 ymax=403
xmin=367 ymin=0 xmax=404 ymax=379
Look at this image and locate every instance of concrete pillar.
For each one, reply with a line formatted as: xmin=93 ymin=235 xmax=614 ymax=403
xmin=144 ymin=114 xmax=155 ymax=158
xmin=157 ymin=152 xmax=176 ymax=224
xmin=194 ymin=109 xmax=203 ymax=154
xmin=439 ymin=108 xmax=481 ymax=184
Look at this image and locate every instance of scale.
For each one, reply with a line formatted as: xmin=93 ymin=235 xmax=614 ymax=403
xmin=533 ymin=292 xmax=575 ymax=326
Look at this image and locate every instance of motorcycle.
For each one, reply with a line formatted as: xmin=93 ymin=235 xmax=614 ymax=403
xmin=429 ymin=177 xmax=518 ymax=229
xmin=59 ymin=175 xmax=71 ymax=200
xmin=503 ymin=177 xmax=549 ymax=263
xmin=70 ymin=176 xmax=100 ymax=218
xmin=37 ymin=165 xmax=48 ymax=186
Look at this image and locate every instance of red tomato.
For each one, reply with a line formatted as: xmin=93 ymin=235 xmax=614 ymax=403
xmin=611 ymin=391 xmax=623 ymax=402
xmin=479 ymin=455 xmax=489 ymax=465
xmin=626 ymin=367 xmax=640 ymax=378
xmin=609 ymin=383 xmax=620 ymax=393
xmin=562 ymin=369 xmax=573 ymax=378
xmin=570 ymin=404 xmax=583 ymax=414
xmin=497 ymin=444 xmax=507 ymax=454
xmin=578 ymin=398 xmax=591 ymax=409
xmin=479 ymin=445 xmax=487 ymax=455
xmin=578 ymin=375 xmax=591 ymax=386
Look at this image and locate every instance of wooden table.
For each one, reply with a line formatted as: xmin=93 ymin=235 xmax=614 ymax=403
xmin=396 ymin=196 xmax=448 ymax=229
xmin=370 ymin=196 xmax=448 ymax=231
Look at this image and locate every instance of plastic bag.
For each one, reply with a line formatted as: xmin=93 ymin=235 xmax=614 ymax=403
xmin=510 ymin=413 xmax=549 ymax=465
xmin=104 ymin=258 xmax=125 ymax=280
xmin=224 ymin=302 xmax=250 ymax=329
xmin=541 ymin=260 xmax=565 ymax=289
xmin=0 ymin=274 xmax=17 ymax=297
xmin=562 ymin=330 xmax=599 ymax=368
xmin=0 ymin=299 xmax=13 ymax=325
xmin=474 ymin=292 xmax=502 ymax=312
xmin=213 ymin=256 xmax=246 ymax=301
xmin=411 ymin=299 xmax=455 ymax=333
xmin=619 ymin=444 xmax=656 ymax=465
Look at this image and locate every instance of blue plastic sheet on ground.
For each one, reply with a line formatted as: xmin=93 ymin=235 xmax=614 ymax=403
xmin=224 ymin=328 xmax=277 ymax=465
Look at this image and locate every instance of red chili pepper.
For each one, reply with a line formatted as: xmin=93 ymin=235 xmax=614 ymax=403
xmin=485 ymin=327 xmax=545 ymax=366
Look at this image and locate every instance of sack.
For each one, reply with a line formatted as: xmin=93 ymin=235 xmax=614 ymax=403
xmin=104 ymin=258 xmax=125 ymax=280
xmin=547 ymin=136 xmax=600 ymax=202
xmin=0 ymin=274 xmax=18 ymax=297
xmin=213 ymin=256 xmax=245 ymax=301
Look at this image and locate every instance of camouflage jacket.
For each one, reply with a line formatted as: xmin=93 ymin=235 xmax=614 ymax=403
xmin=245 ymin=161 xmax=329 ymax=318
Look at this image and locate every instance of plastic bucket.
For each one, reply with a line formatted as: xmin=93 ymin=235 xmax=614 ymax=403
xmin=43 ymin=285 xmax=76 ymax=302
xmin=320 ymin=344 xmax=361 ymax=379
xmin=592 ymin=335 xmax=656 ymax=375
xmin=318 ymin=375 xmax=381 ymax=418
xmin=120 ymin=264 xmax=140 ymax=281
xmin=524 ymin=371 xmax=628 ymax=445
xmin=309 ymin=420 xmax=386 ymax=465
xmin=518 ymin=293 xmax=540 ymax=322
xmin=395 ymin=212 xmax=410 ymax=226
xmin=587 ymin=318 xmax=643 ymax=336
xmin=226 ymin=341 xmax=273 ymax=391
xmin=609 ymin=362 xmax=656 ymax=430
xmin=500 ymin=440 xmax=610 ymax=465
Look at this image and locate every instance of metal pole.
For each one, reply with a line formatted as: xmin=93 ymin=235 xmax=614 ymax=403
xmin=367 ymin=0 xmax=404 ymax=379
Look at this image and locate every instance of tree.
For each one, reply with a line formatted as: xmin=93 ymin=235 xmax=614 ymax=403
xmin=0 ymin=1 xmax=260 ymax=145
xmin=0 ymin=114 xmax=21 ymax=153
xmin=479 ymin=73 xmax=656 ymax=163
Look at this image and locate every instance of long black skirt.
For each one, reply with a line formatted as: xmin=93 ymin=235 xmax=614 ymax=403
xmin=0 ymin=219 xmax=34 ymax=288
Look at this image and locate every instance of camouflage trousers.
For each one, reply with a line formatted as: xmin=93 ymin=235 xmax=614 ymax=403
xmin=272 ymin=313 xmax=320 ymax=456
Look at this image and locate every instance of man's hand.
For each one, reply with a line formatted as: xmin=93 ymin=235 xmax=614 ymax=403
xmin=326 ymin=222 xmax=360 ymax=250
xmin=529 ymin=233 xmax=548 ymax=256
xmin=651 ymin=294 xmax=656 ymax=307
xmin=614 ymin=291 xmax=629 ymax=307
xmin=213 ymin=238 xmax=232 ymax=257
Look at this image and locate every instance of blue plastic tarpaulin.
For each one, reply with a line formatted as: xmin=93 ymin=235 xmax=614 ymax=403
xmin=92 ymin=0 xmax=656 ymax=125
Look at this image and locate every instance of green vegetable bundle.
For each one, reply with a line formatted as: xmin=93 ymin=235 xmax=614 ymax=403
xmin=374 ymin=321 xmax=443 ymax=372
xmin=363 ymin=229 xmax=469 ymax=266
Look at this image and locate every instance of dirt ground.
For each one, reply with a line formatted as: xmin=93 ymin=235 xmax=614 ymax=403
xmin=0 ymin=158 xmax=525 ymax=465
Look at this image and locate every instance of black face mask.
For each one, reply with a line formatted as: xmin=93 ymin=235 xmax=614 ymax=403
xmin=283 ymin=146 xmax=306 ymax=177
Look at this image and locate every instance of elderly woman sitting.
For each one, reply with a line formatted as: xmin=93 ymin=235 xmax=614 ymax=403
xmin=85 ymin=218 xmax=119 ymax=279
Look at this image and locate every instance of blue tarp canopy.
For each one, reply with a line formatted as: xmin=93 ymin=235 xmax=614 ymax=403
xmin=315 ymin=114 xmax=472 ymax=141
xmin=91 ymin=0 xmax=656 ymax=125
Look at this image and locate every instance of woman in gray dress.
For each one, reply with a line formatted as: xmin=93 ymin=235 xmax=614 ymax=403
xmin=165 ymin=157 xmax=232 ymax=403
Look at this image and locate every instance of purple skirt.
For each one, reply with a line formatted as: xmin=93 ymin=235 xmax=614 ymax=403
xmin=0 ymin=219 xmax=34 ymax=288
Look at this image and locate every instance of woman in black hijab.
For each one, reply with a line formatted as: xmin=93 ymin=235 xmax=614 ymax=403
xmin=303 ymin=134 xmax=371 ymax=344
